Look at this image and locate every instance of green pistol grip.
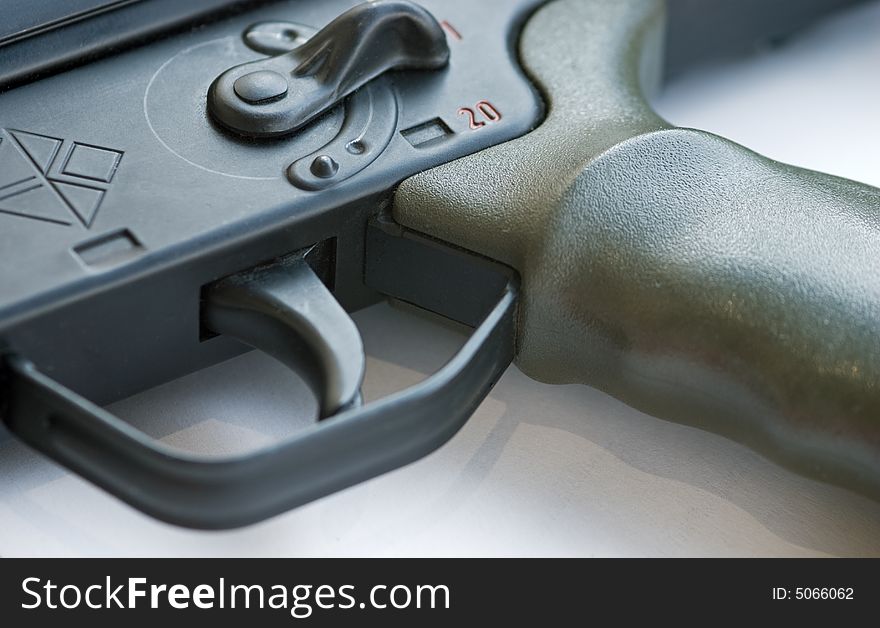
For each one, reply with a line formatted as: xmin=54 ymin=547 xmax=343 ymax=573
xmin=393 ymin=0 xmax=880 ymax=497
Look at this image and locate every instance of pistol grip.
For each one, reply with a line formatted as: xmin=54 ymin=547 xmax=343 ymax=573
xmin=393 ymin=0 xmax=880 ymax=496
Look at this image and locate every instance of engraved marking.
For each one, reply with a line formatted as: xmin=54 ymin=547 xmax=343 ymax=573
xmin=9 ymin=130 xmax=62 ymax=173
xmin=458 ymin=107 xmax=485 ymax=130
xmin=476 ymin=100 xmax=502 ymax=122
xmin=458 ymin=100 xmax=502 ymax=131
xmin=0 ymin=184 xmax=73 ymax=225
xmin=0 ymin=128 xmax=123 ymax=228
xmin=0 ymin=207 xmax=72 ymax=226
xmin=0 ymin=182 xmax=41 ymax=201
xmin=0 ymin=132 xmax=41 ymax=188
xmin=0 ymin=175 xmax=35 ymax=192
xmin=60 ymin=142 xmax=123 ymax=183
xmin=440 ymin=20 xmax=462 ymax=40
xmin=0 ymin=130 xmax=72 ymax=224
xmin=54 ymin=181 xmax=106 ymax=227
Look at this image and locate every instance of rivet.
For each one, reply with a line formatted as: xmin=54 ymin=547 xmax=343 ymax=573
xmin=310 ymin=155 xmax=339 ymax=178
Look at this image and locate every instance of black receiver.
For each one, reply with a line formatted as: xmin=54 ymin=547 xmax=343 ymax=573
xmin=0 ymin=0 xmax=542 ymax=527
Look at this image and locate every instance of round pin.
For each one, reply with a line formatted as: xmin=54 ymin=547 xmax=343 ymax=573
xmin=310 ymin=155 xmax=339 ymax=179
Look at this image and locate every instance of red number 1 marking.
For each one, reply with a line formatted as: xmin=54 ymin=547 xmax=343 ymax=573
xmin=441 ymin=20 xmax=462 ymax=41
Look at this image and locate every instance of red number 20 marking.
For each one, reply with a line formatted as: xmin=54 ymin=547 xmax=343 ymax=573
xmin=458 ymin=100 xmax=502 ymax=130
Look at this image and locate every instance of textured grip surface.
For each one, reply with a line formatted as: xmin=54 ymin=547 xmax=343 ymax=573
xmin=393 ymin=0 xmax=880 ymax=497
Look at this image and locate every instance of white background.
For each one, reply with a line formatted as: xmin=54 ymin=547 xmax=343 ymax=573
xmin=1 ymin=1 xmax=879 ymax=557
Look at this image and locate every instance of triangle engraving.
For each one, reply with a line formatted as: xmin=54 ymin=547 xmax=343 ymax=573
xmin=53 ymin=181 xmax=105 ymax=227
xmin=0 ymin=184 xmax=73 ymax=225
xmin=10 ymin=130 xmax=63 ymax=173
xmin=0 ymin=135 xmax=39 ymax=189
xmin=0 ymin=128 xmax=122 ymax=228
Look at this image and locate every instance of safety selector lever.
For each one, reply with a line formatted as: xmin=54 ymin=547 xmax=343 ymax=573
xmin=208 ymin=0 xmax=450 ymax=137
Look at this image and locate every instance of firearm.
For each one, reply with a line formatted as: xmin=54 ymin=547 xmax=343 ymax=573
xmin=0 ymin=0 xmax=877 ymax=529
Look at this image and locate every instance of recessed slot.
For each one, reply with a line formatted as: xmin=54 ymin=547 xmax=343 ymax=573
xmin=401 ymin=118 xmax=453 ymax=148
xmin=73 ymin=229 xmax=144 ymax=268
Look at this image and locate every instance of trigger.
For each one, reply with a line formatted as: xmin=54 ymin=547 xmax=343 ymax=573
xmin=202 ymin=246 xmax=364 ymax=418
